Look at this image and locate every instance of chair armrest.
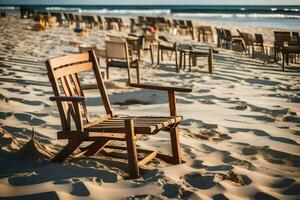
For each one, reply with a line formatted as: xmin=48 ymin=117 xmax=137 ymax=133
xmin=129 ymin=83 xmax=192 ymax=93
xmin=49 ymin=96 xmax=86 ymax=102
xmin=129 ymin=84 xmax=192 ymax=116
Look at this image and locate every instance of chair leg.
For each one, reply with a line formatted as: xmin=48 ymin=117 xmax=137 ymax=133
xmin=150 ymin=45 xmax=154 ymax=65
xmin=125 ymin=119 xmax=139 ymax=178
xmin=157 ymin=47 xmax=160 ymax=65
xmin=282 ymin=52 xmax=285 ymax=71
xmin=175 ymin=49 xmax=178 ymax=72
xmin=189 ymin=52 xmax=191 ymax=72
xmin=208 ymin=48 xmax=213 ymax=74
xmin=106 ymin=65 xmax=109 ymax=80
xmin=136 ymin=65 xmax=140 ymax=84
xmin=169 ymin=126 xmax=182 ymax=164
xmin=52 ymin=136 xmax=85 ymax=163
xmin=81 ymin=139 xmax=110 ymax=156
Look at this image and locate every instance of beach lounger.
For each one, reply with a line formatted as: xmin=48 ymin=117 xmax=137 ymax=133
xmin=45 ymin=50 xmax=192 ymax=178
xmin=105 ymin=40 xmax=140 ymax=83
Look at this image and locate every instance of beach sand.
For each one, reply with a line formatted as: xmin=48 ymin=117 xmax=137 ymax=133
xmin=0 ymin=13 xmax=300 ymax=199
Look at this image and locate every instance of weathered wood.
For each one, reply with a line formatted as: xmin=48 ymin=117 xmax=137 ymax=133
xmin=138 ymin=151 xmax=157 ymax=166
xmin=170 ymin=126 xmax=181 ymax=164
xmin=168 ymin=90 xmax=176 ymax=116
xmin=81 ymin=139 xmax=110 ymax=156
xmin=46 ymin=50 xmax=190 ymax=178
xmin=89 ymin=50 xmax=113 ymax=116
xmin=208 ymin=48 xmax=213 ymax=74
xmin=125 ymin=119 xmax=139 ymax=178
xmin=52 ymin=135 xmax=86 ymax=162
xmin=49 ymin=52 xmax=89 ymax=69
xmin=54 ymin=62 xmax=93 ymax=78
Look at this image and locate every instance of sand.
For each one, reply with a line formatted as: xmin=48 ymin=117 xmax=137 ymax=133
xmin=0 ymin=13 xmax=300 ymax=199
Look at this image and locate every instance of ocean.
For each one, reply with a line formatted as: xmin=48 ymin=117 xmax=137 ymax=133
xmin=1 ymin=5 xmax=300 ymax=30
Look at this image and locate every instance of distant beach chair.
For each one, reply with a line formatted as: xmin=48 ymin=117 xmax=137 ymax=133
xmin=274 ymin=32 xmax=300 ymax=70
xmin=157 ymin=36 xmax=179 ymax=72
xmin=254 ymin=33 xmax=265 ymax=54
xmin=197 ymin=26 xmax=214 ymax=43
xmin=20 ymin=6 xmax=34 ymax=19
xmin=97 ymin=16 xmax=104 ymax=29
xmin=105 ymin=40 xmax=140 ymax=83
xmin=237 ymin=30 xmax=255 ymax=58
xmin=0 ymin=12 xmax=6 ymax=18
xmin=273 ymin=31 xmax=291 ymax=63
xmin=45 ymin=50 xmax=192 ymax=178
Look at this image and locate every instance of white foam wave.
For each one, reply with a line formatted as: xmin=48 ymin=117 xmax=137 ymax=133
xmin=0 ymin=6 xmax=16 ymax=10
xmin=45 ymin=7 xmax=170 ymax=15
xmin=173 ymin=13 xmax=300 ymax=19
xmin=79 ymin=9 xmax=171 ymax=15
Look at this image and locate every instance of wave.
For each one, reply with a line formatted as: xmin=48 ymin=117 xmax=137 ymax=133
xmin=45 ymin=7 xmax=171 ymax=15
xmin=0 ymin=6 xmax=16 ymax=10
xmin=173 ymin=13 xmax=300 ymax=19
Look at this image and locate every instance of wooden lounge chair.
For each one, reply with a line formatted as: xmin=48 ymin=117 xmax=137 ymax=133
xmin=45 ymin=50 xmax=192 ymax=178
xmin=105 ymin=40 xmax=140 ymax=84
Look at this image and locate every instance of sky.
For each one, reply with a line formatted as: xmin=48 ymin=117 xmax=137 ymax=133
xmin=0 ymin=0 xmax=300 ymax=5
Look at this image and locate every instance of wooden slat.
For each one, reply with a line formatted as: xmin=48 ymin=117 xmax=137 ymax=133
xmin=49 ymin=52 xmax=89 ymax=69
xmin=54 ymin=62 xmax=93 ymax=78
xmin=138 ymin=151 xmax=157 ymax=166
xmin=83 ymin=115 xmax=112 ymax=128
xmin=89 ymin=50 xmax=113 ymax=116
xmin=125 ymin=119 xmax=140 ymax=178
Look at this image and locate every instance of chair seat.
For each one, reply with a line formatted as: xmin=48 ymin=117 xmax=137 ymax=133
xmin=85 ymin=116 xmax=182 ymax=135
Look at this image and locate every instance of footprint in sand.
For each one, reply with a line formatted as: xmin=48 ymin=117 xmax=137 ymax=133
xmin=231 ymin=101 xmax=248 ymax=110
xmin=185 ymin=129 xmax=231 ymax=142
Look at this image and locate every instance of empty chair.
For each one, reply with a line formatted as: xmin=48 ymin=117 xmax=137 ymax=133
xmin=274 ymin=31 xmax=291 ymax=62
xmin=157 ymin=36 xmax=179 ymax=72
xmin=105 ymin=40 xmax=140 ymax=83
xmin=45 ymin=50 xmax=192 ymax=178
xmin=237 ymin=30 xmax=255 ymax=58
xmin=198 ymin=26 xmax=214 ymax=43
xmin=254 ymin=33 xmax=265 ymax=54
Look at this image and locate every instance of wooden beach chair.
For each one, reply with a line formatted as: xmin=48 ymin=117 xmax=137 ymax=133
xmin=157 ymin=36 xmax=179 ymax=72
xmin=274 ymin=31 xmax=291 ymax=62
xmin=46 ymin=50 xmax=192 ymax=178
xmin=105 ymin=40 xmax=140 ymax=84
xmin=198 ymin=26 xmax=214 ymax=43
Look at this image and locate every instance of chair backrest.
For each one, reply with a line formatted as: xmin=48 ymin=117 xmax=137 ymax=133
xmin=45 ymin=50 xmax=112 ymax=131
xmin=292 ymin=32 xmax=299 ymax=42
xmin=107 ymin=34 xmax=125 ymax=42
xmin=237 ymin=29 xmax=254 ymax=45
xmin=274 ymin=31 xmax=291 ymax=43
xmin=105 ymin=40 xmax=129 ymax=60
xmin=199 ymin=26 xmax=213 ymax=34
xmin=255 ymin=34 xmax=264 ymax=44
xmin=223 ymin=29 xmax=232 ymax=40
